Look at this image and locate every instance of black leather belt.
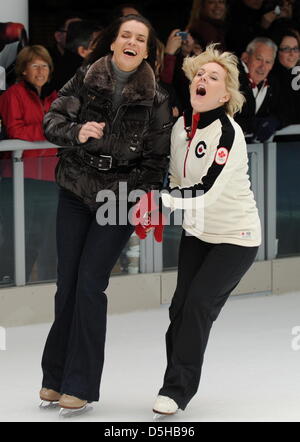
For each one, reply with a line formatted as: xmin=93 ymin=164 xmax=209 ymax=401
xmin=83 ymin=151 xmax=139 ymax=171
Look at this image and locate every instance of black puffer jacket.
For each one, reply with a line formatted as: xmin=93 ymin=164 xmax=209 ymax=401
xmin=43 ymin=55 xmax=172 ymax=208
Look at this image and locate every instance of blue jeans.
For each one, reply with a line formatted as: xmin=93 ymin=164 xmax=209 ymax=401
xmin=41 ymin=188 xmax=134 ymax=401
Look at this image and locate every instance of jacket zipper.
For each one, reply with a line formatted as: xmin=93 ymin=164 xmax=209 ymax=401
xmin=183 ymin=113 xmax=200 ymax=178
xmin=183 ymin=139 xmax=191 ymax=178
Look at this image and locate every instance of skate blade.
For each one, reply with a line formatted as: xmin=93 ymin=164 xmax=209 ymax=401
xmin=39 ymin=400 xmax=60 ymax=410
xmin=59 ymin=404 xmax=93 ymax=418
xmin=153 ymin=409 xmax=180 ymax=421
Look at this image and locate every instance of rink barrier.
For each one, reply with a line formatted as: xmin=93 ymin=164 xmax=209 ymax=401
xmin=1 ymin=256 xmax=300 ymax=326
xmin=0 ymin=140 xmax=266 ymax=285
xmin=0 ymin=127 xmax=300 ymax=326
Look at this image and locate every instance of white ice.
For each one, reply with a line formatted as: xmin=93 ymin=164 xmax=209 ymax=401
xmin=1 ymin=291 xmax=300 ymax=422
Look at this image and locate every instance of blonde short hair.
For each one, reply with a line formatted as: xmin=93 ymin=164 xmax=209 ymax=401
xmin=15 ymin=45 xmax=54 ymax=81
xmin=182 ymin=44 xmax=245 ymax=117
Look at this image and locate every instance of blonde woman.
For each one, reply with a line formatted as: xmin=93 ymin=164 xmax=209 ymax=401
xmin=152 ymin=45 xmax=261 ymax=415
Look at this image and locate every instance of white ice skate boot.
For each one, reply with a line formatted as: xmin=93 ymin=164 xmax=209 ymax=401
xmin=58 ymin=394 xmax=92 ymax=418
xmin=153 ymin=395 xmax=179 ymax=418
xmin=39 ymin=388 xmax=61 ymax=409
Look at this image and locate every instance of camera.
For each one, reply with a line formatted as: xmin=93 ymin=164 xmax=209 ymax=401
xmin=176 ymin=31 xmax=189 ymax=41
xmin=262 ymin=0 xmax=283 ymax=14
xmin=274 ymin=5 xmax=281 ymax=15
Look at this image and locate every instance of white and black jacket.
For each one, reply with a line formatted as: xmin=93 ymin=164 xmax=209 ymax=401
xmin=162 ymin=106 xmax=261 ymax=247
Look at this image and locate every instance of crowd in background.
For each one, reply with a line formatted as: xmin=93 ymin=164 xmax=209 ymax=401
xmin=0 ymin=0 xmax=300 ymax=282
xmin=2 ymin=0 xmax=300 ymax=141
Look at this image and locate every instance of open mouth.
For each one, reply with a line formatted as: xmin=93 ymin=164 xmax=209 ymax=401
xmin=123 ymin=49 xmax=137 ymax=56
xmin=196 ymin=85 xmax=206 ymax=96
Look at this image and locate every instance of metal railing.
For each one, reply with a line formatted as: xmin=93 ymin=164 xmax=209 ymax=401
xmin=1 ymin=125 xmax=299 ymax=286
xmin=0 ymin=140 xmax=152 ymax=285
xmin=247 ymin=143 xmax=265 ymax=261
xmin=0 ymin=141 xmax=59 ymax=285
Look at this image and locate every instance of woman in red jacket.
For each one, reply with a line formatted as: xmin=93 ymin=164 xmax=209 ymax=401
xmin=0 ymin=45 xmax=58 ymax=284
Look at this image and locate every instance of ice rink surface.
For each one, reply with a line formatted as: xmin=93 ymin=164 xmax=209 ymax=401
xmin=1 ymin=291 xmax=300 ymax=422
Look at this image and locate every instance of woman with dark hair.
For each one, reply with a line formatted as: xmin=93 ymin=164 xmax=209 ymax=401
xmin=188 ymin=0 xmax=228 ymax=50
xmin=270 ymin=29 xmax=300 ymax=127
xmin=39 ymin=14 xmax=172 ymax=414
xmin=87 ymin=14 xmax=158 ymax=70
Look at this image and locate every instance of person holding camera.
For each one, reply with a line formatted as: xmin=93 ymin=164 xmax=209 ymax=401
xmin=261 ymin=0 xmax=295 ymax=32
xmin=160 ymin=28 xmax=203 ymax=114
xmin=226 ymin=0 xmax=265 ymax=56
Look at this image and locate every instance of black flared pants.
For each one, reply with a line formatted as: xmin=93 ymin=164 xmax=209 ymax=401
xmin=159 ymin=230 xmax=258 ymax=410
xmin=41 ymin=189 xmax=134 ymax=401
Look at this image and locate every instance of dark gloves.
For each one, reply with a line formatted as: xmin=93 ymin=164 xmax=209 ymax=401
xmin=253 ymin=117 xmax=280 ymax=142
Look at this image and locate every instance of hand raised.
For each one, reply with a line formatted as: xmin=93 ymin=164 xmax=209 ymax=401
xmin=165 ymin=28 xmax=182 ymax=55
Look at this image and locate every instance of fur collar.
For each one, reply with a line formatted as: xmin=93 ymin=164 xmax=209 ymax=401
xmin=84 ymin=54 xmax=156 ymax=103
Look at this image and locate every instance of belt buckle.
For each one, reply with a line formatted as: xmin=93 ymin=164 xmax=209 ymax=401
xmin=98 ymin=155 xmax=113 ymax=171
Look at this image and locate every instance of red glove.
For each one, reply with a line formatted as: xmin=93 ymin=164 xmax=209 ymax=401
xmin=131 ymin=191 xmax=166 ymax=242
xmin=152 ymin=210 xmax=166 ymax=243
xmin=131 ymin=191 xmax=158 ymax=227
xmin=135 ymin=213 xmax=166 ymax=242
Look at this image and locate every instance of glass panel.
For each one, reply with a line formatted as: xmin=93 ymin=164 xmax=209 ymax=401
xmin=163 ymin=211 xmax=182 ymax=270
xmin=23 ymin=156 xmax=58 ymax=283
xmin=276 ymin=141 xmax=300 ymax=257
xmin=113 ymin=232 xmax=141 ymax=275
xmin=22 ymin=155 xmax=140 ymax=280
xmin=247 ymin=153 xmax=252 ymax=187
xmin=0 ymin=154 xmax=14 ymax=286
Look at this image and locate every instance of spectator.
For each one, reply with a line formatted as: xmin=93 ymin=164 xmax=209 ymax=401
xmin=0 ymin=45 xmax=58 ymax=283
xmin=293 ymin=0 xmax=300 ymax=26
xmin=0 ymin=22 xmax=28 ymax=88
xmin=160 ymin=28 xmax=203 ymax=113
xmin=159 ymin=28 xmax=183 ymax=85
xmin=111 ymin=3 xmax=143 ymax=19
xmin=235 ymin=37 xmax=283 ymax=142
xmin=226 ymin=0 xmax=265 ymax=56
xmin=48 ymin=16 xmax=82 ymax=63
xmin=156 ymin=38 xmax=180 ymax=119
xmin=262 ymin=0 xmax=297 ymax=39
xmin=47 ymin=16 xmax=82 ymax=90
xmin=66 ymin=20 xmax=103 ymax=59
xmin=270 ymin=29 xmax=300 ymax=127
xmin=51 ymin=20 xmax=103 ymax=90
xmin=188 ymin=0 xmax=228 ymax=50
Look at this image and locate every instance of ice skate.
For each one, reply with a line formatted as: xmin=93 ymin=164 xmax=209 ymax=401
xmin=153 ymin=395 xmax=179 ymax=420
xmin=58 ymin=394 xmax=92 ymax=418
xmin=39 ymin=388 xmax=61 ymax=409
